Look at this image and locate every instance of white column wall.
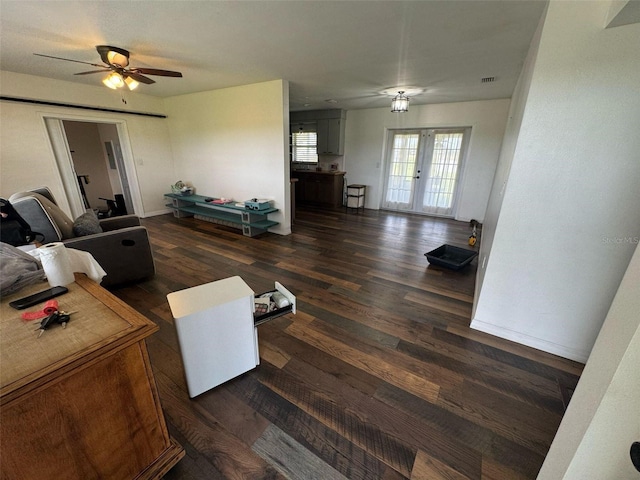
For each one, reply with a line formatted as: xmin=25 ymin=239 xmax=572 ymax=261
xmin=163 ymin=80 xmax=291 ymax=234
xmin=473 ymin=7 xmax=546 ymax=310
xmin=471 ymin=1 xmax=640 ymax=362
xmin=539 ymin=244 xmax=640 ymax=479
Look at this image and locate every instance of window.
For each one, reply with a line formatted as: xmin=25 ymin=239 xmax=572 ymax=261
xmin=291 ymin=123 xmax=318 ymax=163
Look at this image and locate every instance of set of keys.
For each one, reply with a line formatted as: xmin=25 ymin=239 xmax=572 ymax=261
xmin=36 ymin=310 xmax=75 ymax=338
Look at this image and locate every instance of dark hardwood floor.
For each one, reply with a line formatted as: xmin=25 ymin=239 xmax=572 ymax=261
xmin=112 ymin=206 xmax=583 ymax=480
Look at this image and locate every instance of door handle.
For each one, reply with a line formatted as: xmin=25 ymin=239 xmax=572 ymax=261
xmin=414 ymin=176 xmax=420 ymax=179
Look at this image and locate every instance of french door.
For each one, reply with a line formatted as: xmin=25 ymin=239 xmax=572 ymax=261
xmin=382 ymin=128 xmax=469 ymax=217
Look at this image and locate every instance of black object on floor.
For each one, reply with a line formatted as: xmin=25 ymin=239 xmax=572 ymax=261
xmin=425 ymin=244 xmax=478 ymax=270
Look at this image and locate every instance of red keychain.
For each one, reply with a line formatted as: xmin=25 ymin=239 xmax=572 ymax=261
xmin=21 ymin=299 xmax=59 ymax=321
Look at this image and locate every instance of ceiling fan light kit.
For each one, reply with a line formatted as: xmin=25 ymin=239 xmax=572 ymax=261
xmin=102 ymin=71 xmax=124 ymax=89
xmin=124 ymin=76 xmax=139 ymax=90
xmin=107 ymin=50 xmax=128 ymax=67
xmin=34 ymin=45 xmax=182 ymax=91
xmin=391 ymin=91 xmax=409 ymax=113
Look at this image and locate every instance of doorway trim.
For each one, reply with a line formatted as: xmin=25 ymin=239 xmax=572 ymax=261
xmin=40 ymin=113 xmax=144 ymax=218
xmin=380 ymin=126 xmax=471 ymax=218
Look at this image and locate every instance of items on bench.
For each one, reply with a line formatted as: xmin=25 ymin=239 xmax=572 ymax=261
xmin=165 ymin=193 xmax=278 ymax=237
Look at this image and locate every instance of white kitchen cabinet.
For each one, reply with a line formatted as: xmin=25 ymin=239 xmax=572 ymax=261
xmin=166 ymin=276 xmax=295 ymax=398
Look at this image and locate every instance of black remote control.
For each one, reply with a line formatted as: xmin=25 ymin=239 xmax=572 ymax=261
xmin=9 ymin=286 xmax=69 ymax=309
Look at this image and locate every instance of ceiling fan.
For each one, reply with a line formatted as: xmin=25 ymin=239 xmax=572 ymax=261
xmin=34 ymin=45 xmax=182 ymax=90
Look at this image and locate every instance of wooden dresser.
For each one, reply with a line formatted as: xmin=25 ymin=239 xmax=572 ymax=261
xmin=0 ymin=274 xmax=184 ymax=479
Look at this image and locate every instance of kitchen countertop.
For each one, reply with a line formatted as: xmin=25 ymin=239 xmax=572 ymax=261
xmin=291 ymin=170 xmax=345 ymax=176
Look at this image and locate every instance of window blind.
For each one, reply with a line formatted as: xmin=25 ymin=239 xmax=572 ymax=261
xmin=292 ymin=131 xmax=318 ymax=163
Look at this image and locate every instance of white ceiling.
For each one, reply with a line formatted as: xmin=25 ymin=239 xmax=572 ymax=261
xmin=0 ymin=0 xmax=547 ymax=111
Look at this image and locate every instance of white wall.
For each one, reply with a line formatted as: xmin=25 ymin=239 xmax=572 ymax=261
xmin=473 ymin=5 xmax=546 ymax=310
xmin=163 ymin=80 xmax=291 ymax=234
xmin=343 ymin=99 xmax=511 ymax=222
xmin=538 ymin=244 xmax=640 ymax=479
xmin=0 ymin=71 xmax=175 ymax=217
xmin=472 ymin=1 xmax=640 ymax=362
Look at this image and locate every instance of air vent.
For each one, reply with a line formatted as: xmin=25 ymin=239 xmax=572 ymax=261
xmin=481 ymin=77 xmax=496 ymax=83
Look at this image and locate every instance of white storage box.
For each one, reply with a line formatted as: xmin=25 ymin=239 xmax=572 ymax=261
xmin=167 ymin=276 xmax=295 ymax=397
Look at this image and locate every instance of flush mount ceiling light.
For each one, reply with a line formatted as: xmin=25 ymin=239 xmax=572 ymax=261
xmin=382 ymin=87 xmax=422 ymax=113
xmin=391 ymin=91 xmax=409 ymax=113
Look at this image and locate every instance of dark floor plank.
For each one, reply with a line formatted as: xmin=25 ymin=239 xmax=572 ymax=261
xmin=154 ymin=370 xmax=286 ymax=480
xmin=228 ymin=370 xmax=396 ymax=480
xmin=251 ymin=424 xmax=350 ymax=480
xmin=374 ymin=383 xmax=545 ymax=478
xmin=264 ymin=354 xmax=482 ymax=479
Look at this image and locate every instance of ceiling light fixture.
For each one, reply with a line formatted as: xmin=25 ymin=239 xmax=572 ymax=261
xmin=102 ymin=72 xmax=124 ymax=89
xmin=105 ymin=48 xmax=129 ymax=68
xmin=102 ymin=72 xmax=139 ymax=91
xmin=391 ymin=91 xmax=409 ymax=113
xmin=124 ymin=76 xmax=139 ymax=90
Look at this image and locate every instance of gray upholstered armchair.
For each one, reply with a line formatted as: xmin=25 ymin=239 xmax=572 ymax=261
xmin=9 ymin=188 xmax=155 ymax=288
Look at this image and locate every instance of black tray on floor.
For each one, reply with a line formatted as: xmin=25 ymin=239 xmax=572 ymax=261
xmin=425 ymin=244 xmax=478 ymax=270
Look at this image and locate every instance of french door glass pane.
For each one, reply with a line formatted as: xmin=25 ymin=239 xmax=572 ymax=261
xmin=384 ymin=133 xmax=420 ymax=208
xmin=422 ymin=132 xmax=463 ymax=215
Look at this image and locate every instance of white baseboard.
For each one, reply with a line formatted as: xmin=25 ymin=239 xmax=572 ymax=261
xmin=140 ymin=208 xmax=172 ymax=218
xmin=470 ymin=318 xmax=590 ymax=363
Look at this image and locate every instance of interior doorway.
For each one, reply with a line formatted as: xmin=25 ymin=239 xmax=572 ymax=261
xmin=43 ymin=116 xmax=142 ymax=220
xmin=381 ymin=128 xmax=470 ymax=217
xmin=63 ymin=120 xmax=132 ymax=218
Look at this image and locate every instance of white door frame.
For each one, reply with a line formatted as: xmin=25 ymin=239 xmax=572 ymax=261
xmin=381 ymin=127 xmax=471 ymax=218
xmin=41 ymin=113 xmax=144 ymax=218
xmin=43 ymin=117 xmax=85 ymax=218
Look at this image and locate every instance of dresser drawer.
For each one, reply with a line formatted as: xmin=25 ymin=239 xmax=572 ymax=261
xmin=254 ymin=281 xmax=296 ymax=326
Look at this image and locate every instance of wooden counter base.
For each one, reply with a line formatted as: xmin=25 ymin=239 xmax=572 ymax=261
xmin=292 ymin=171 xmax=345 ymax=208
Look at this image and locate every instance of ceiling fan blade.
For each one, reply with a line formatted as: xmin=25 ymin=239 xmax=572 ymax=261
xmin=34 ymin=53 xmax=105 ymax=68
xmin=132 ymin=68 xmax=182 ymax=78
xmin=74 ymin=69 xmax=111 ymax=75
xmin=124 ymin=72 xmax=155 ymax=84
